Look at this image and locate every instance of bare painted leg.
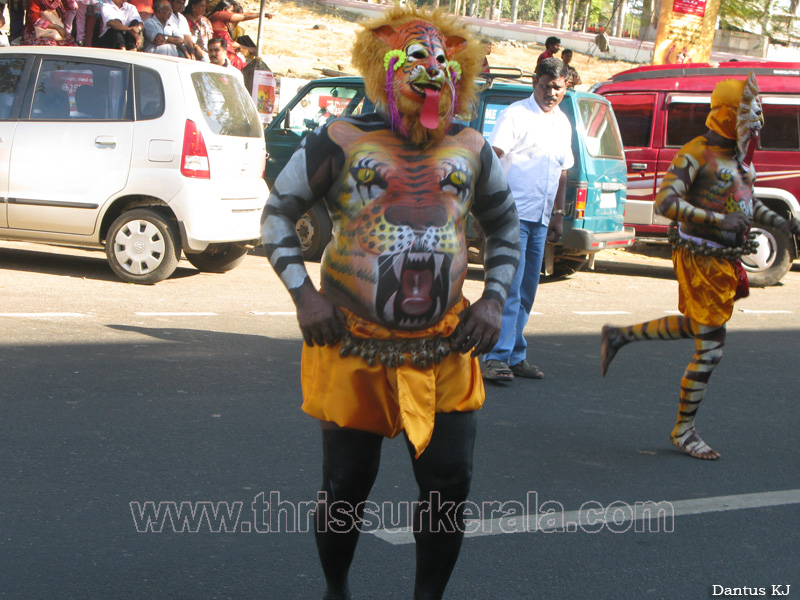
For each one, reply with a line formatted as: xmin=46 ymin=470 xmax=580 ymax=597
xmin=669 ymin=324 xmax=725 ymax=460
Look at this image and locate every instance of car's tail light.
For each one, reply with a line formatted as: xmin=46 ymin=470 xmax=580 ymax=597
xmin=181 ymin=119 xmax=210 ymax=179
xmin=575 ymin=187 xmax=587 ymax=219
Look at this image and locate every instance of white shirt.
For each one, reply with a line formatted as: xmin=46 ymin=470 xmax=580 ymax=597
xmin=168 ymin=12 xmax=191 ymax=39
xmin=489 ymin=94 xmax=573 ymax=225
xmin=143 ymin=16 xmax=183 ymax=56
xmin=100 ymin=1 xmax=141 ymax=37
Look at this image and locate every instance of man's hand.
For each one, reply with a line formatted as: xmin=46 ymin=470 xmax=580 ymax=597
xmin=295 ymin=285 xmax=346 ymax=347
xmin=780 ymin=218 xmax=800 ymax=237
xmin=452 ymin=297 xmax=503 ymax=357
xmin=547 ymin=214 xmax=564 ymax=243
xmin=721 ymin=211 xmax=752 ymax=232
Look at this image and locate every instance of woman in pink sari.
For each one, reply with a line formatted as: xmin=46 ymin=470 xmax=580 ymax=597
xmin=23 ymin=0 xmax=77 ymax=45
xmin=183 ymin=0 xmax=212 ymax=60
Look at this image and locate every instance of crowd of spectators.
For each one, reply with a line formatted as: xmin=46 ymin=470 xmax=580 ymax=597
xmin=0 ymin=0 xmax=271 ymax=71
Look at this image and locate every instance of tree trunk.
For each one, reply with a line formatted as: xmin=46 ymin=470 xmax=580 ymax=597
xmin=511 ymin=0 xmax=519 ymax=23
xmin=761 ymin=0 xmax=773 ymax=58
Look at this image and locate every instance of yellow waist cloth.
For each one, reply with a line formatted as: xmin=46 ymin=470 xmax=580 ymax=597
xmin=300 ymin=297 xmax=484 ymax=457
xmin=672 ymin=247 xmax=738 ymax=327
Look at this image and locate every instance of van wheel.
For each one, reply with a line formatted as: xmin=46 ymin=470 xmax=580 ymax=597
xmin=185 ymin=243 xmax=248 ymax=273
xmin=106 ymin=208 xmax=180 ymax=284
xmin=296 ymin=204 xmax=332 ymax=262
xmin=741 ymin=223 xmax=792 ymax=287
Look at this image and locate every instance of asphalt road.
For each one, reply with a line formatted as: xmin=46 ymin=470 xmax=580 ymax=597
xmin=1 ymin=241 xmax=799 ymax=600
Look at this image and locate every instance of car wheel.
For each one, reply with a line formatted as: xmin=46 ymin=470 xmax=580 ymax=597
xmin=741 ymin=223 xmax=792 ymax=287
xmin=185 ymin=243 xmax=248 ymax=273
xmin=296 ymin=204 xmax=332 ymax=262
xmin=106 ymin=208 xmax=180 ymax=284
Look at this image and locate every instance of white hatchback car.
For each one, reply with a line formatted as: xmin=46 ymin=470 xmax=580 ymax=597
xmin=0 ymin=46 xmax=268 ymax=283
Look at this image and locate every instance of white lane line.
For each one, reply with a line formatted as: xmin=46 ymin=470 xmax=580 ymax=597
xmin=738 ymin=309 xmax=792 ymax=314
xmin=573 ymin=311 xmax=631 ymax=315
xmin=368 ymin=489 xmax=800 ymax=545
xmin=134 ymin=312 xmax=217 ymax=316
xmin=0 ymin=312 xmax=84 ymax=317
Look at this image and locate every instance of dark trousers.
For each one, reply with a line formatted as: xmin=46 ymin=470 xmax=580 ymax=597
xmin=95 ymin=28 xmax=137 ymax=50
xmin=1 ymin=1 xmax=25 ymax=39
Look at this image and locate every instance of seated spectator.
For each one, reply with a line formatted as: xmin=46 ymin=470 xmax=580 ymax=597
xmin=183 ymin=0 xmax=212 ymax=60
xmin=207 ymin=36 xmax=237 ymax=70
xmin=22 ymin=0 xmax=77 ymax=46
xmin=144 ymin=0 xmax=187 ymax=56
xmin=561 ymin=49 xmax=582 ymax=89
xmin=168 ymin=0 xmax=195 ymax=58
xmin=95 ymin=0 xmax=142 ymax=50
xmin=206 ymin=0 xmax=271 ymax=70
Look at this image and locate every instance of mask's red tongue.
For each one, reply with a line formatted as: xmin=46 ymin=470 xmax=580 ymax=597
xmin=742 ymin=131 xmax=758 ymax=170
xmin=420 ymin=89 xmax=441 ymax=130
xmin=401 ymin=269 xmax=433 ymax=316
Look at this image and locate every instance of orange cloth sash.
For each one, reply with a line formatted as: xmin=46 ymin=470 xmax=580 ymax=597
xmin=300 ymin=297 xmax=484 ymax=457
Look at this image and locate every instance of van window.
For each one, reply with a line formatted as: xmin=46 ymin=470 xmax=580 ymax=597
xmin=666 ymin=102 xmax=708 ymax=147
xmin=0 ymin=57 xmax=26 ymax=120
xmin=760 ymin=103 xmax=800 ymax=150
xmin=604 ymin=93 xmax=655 ymax=148
xmin=479 ymin=95 xmax=521 ymax=138
xmin=577 ymin=98 xmax=624 ymax=158
xmin=191 ymin=71 xmax=262 ymax=138
xmin=135 ymin=66 xmax=164 ymax=120
xmin=282 ymin=85 xmax=370 ymax=135
xmin=32 ymin=59 xmax=130 ymax=121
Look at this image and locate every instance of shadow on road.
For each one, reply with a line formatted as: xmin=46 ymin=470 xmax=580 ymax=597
xmin=0 ymin=245 xmax=200 ymax=282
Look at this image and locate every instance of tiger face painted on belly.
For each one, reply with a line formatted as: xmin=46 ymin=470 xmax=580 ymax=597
xmin=321 ymin=120 xmax=483 ymax=330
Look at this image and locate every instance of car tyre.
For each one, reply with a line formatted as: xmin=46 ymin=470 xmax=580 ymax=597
xmin=296 ymin=204 xmax=332 ymax=262
xmin=106 ymin=208 xmax=180 ymax=284
xmin=741 ymin=223 xmax=792 ymax=287
xmin=185 ymin=243 xmax=248 ymax=273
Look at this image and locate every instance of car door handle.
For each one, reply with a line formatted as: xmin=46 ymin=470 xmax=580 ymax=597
xmin=631 ymin=163 xmax=647 ymax=171
xmin=95 ymin=136 xmax=117 ymax=148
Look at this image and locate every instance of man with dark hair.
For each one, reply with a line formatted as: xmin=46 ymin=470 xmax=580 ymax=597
xmin=208 ymin=36 xmax=236 ymax=69
xmin=561 ymin=49 xmax=581 ymax=88
xmin=537 ymin=35 xmax=560 ymax=65
xmin=481 ymin=56 xmax=572 ymax=382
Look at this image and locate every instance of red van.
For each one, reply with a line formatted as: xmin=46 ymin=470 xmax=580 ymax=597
xmin=592 ymin=62 xmax=800 ymax=286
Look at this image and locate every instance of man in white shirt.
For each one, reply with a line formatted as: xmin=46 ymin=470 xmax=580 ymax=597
xmin=167 ymin=0 xmax=195 ymax=58
xmin=95 ymin=0 xmax=142 ymax=50
xmin=144 ymin=0 xmax=186 ymax=56
xmin=482 ymin=57 xmax=573 ymax=382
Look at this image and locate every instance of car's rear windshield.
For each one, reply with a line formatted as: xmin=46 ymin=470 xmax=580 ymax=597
xmin=576 ymin=98 xmax=624 ymax=159
xmin=191 ymin=71 xmax=262 ymax=138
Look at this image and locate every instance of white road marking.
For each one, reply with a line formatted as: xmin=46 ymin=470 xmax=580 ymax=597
xmin=573 ymin=311 xmax=631 ymax=315
xmin=368 ymin=489 xmax=800 ymax=545
xmin=738 ymin=309 xmax=792 ymax=314
xmin=134 ymin=312 xmax=217 ymax=316
xmin=0 ymin=312 xmax=84 ymax=317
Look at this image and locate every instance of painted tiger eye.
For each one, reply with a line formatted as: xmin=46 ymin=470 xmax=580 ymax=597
xmin=358 ymin=168 xmax=375 ymax=183
xmin=449 ymin=171 xmax=467 ymax=186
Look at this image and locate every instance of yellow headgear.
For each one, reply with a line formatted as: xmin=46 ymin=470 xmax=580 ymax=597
xmin=705 ymin=79 xmax=747 ymax=140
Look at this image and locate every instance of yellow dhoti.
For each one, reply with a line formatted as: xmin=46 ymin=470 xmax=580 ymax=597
xmin=672 ymin=247 xmax=739 ymax=327
xmin=300 ymin=297 xmax=484 ymax=457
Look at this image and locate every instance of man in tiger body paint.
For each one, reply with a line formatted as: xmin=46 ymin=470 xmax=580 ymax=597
xmin=261 ymin=7 xmax=519 ymax=599
xmin=601 ymin=74 xmax=800 ymax=460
